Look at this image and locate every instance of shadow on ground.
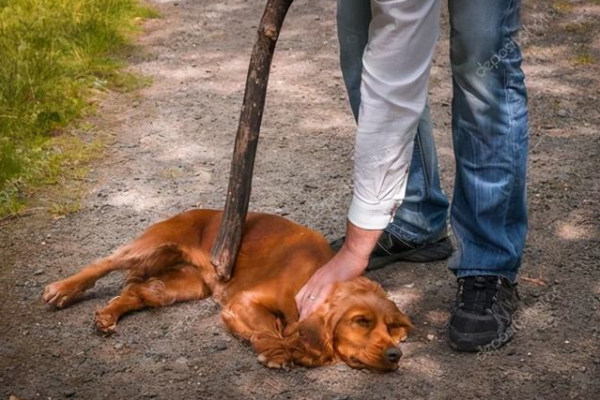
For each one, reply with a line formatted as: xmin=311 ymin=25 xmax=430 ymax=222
xmin=1 ymin=0 xmax=599 ymax=399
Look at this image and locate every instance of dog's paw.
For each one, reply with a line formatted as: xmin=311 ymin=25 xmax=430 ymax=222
xmin=257 ymin=351 xmax=292 ymax=370
xmin=93 ymin=311 xmax=117 ymax=334
xmin=43 ymin=280 xmax=84 ymax=308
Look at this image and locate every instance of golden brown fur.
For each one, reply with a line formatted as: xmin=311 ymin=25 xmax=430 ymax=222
xmin=43 ymin=209 xmax=412 ymax=371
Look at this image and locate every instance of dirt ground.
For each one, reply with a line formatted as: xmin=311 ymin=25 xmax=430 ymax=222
xmin=1 ymin=0 xmax=599 ymax=399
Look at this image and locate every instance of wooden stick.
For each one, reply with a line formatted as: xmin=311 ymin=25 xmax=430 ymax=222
xmin=210 ymin=0 xmax=294 ymax=281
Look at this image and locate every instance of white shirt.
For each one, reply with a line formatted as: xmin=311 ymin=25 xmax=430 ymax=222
xmin=347 ymin=0 xmax=441 ymax=229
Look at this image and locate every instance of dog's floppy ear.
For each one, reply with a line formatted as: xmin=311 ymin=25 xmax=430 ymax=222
xmin=284 ymin=309 xmax=340 ymax=367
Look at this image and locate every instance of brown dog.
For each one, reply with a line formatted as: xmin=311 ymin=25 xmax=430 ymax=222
xmin=43 ymin=209 xmax=412 ymax=371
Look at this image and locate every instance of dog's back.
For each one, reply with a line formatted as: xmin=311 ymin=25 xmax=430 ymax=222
xmin=148 ymin=209 xmax=334 ymax=307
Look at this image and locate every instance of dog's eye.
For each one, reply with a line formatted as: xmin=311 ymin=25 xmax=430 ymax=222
xmin=352 ymin=316 xmax=372 ymax=327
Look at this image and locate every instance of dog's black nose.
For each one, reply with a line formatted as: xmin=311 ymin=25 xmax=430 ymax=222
xmin=384 ymin=346 xmax=402 ymax=363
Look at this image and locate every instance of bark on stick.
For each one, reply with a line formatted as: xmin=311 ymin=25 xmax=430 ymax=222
xmin=210 ymin=0 xmax=294 ymax=281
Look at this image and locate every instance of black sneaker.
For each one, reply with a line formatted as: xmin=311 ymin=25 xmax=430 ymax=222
xmin=448 ymin=275 xmax=520 ymax=353
xmin=330 ymin=231 xmax=454 ymax=271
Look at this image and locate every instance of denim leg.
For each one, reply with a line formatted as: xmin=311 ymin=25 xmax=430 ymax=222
xmin=337 ymin=0 xmax=449 ymax=245
xmin=448 ymin=0 xmax=529 ymax=282
xmin=388 ymin=103 xmax=450 ymax=245
xmin=336 ymin=0 xmax=371 ymax=121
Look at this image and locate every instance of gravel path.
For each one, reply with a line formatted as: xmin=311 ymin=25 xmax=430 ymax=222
xmin=1 ymin=1 xmax=599 ymax=399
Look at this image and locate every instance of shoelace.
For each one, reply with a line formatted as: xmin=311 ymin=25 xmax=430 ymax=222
xmin=457 ymin=276 xmax=502 ymax=314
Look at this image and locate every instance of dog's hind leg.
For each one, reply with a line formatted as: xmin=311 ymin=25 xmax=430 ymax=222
xmin=43 ymin=253 xmax=126 ymax=309
xmin=93 ymin=264 xmax=210 ymax=333
xmin=43 ymin=242 xmax=187 ymax=309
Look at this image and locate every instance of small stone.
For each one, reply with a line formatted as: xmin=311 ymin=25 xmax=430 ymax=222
xmin=114 ymin=343 xmax=124 ymax=350
xmin=33 ymin=269 xmax=44 ymax=276
xmin=175 ymin=356 xmax=188 ymax=365
xmin=426 ymin=334 xmax=435 ymax=341
xmin=557 ymin=109 xmax=569 ymax=118
xmin=214 ymin=341 xmax=228 ymax=351
xmin=64 ymin=389 xmax=76 ymax=398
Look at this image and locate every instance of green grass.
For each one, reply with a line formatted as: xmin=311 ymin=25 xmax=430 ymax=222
xmin=0 ymin=0 xmax=157 ymax=217
xmin=573 ymin=50 xmax=596 ymax=66
xmin=552 ymin=0 xmax=573 ymax=13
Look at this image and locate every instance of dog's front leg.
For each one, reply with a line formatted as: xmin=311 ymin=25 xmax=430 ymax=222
xmin=221 ymin=296 xmax=293 ymax=369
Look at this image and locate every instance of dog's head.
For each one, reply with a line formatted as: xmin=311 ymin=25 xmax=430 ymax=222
xmin=286 ymin=277 xmax=412 ymax=371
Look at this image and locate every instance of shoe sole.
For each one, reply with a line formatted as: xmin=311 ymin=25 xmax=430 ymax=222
xmin=366 ymin=238 xmax=454 ymax=271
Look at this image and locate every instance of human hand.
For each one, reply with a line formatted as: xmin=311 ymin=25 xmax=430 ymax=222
xmin=295 ymin=221 xmax=382 ymax=321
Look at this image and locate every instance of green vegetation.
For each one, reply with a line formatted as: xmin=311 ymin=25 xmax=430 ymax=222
xmin=552 ymin=1 xmax=573 ymax=13
xmin=573 ymin=50 xmax=596 ymax=66
xmin=0 ymin=0 xmax=157 ymax=216
xmin=562 ymin=22 xmax=595 ymax=35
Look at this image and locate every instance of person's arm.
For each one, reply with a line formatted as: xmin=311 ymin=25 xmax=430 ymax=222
xmin=296 ymin=0 xmax=441 ymax=320
xmin=350 ymin=0 xmax=441 ymax=229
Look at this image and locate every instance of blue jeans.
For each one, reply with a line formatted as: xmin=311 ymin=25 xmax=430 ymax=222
xmin=337 ymin=0 xmax=529 ymax=282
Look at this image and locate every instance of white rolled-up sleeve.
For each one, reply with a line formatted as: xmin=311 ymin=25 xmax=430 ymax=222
xmin=348 ymin=0 xmax=441 ymax=230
